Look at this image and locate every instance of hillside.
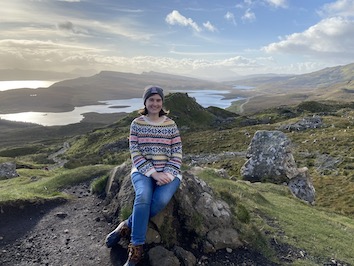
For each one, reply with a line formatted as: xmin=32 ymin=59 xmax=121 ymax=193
xmin=225 ymin=62 xmax=354 ymax=91
xmin=226 ymin=62 xmax=354 ymax=114
xmin=0 ymin=71 xmax=230 ymax=113
xmin=1 ymin=65 xmax=354 ymax=265
xmin=1 ymin=92 xmax=354 ymax=265
xmin=1 ymin=64 xmax=354 ymax=117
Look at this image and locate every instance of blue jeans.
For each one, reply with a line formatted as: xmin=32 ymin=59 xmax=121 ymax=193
xmin=126 ymin=172 xmax=180 ymax=246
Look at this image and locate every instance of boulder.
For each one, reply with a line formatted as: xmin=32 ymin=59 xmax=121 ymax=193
xmin=103 ymin=160 xmax=243 ymax=265
xmin=278 ymin=116 xmax=323 ymax=131
xmin=240 ymin=130 xmax=315 ymax=204
xmin=0 ymin=162 xmax=19 ymax=180
xmin=288 ymin=167 xmax=316 ymax=204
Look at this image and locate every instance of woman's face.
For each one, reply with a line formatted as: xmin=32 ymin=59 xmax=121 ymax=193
xmin=145 ymin=94 xmax=163 ymax=115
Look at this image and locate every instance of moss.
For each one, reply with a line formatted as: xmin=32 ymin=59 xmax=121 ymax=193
xmin=159 ymin=216 xmax=178 ymax=247
xmin=189 ymin=213 xmax=204 ymax=232
xmin=90 ymin=175 xmax=109 ymax=195
xmin=235 ymin=204 xmax=251 ymax=224
xmin=119 ymin=206 xmax=132 ymax=221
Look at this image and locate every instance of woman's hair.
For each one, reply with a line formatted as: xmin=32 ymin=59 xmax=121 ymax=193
xmin=138 ymin=107 xmax=169 ymax=116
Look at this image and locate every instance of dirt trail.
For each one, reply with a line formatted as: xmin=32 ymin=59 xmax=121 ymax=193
xmin=0 ymin=183 xmax=127 ymax=266
xmin=0 ymin=183 xmax=283 ymax=266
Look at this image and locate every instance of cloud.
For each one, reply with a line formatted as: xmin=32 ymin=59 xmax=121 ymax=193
xmin=0 ymin=38 xmax=276 ymax=78
xmin=165 ymin=10 xmax=202 ymax=32
xmin=0 ymin=39 xmax=104 ymax=71
xmin=224 ymin=11 xmax=237 ymax=25
xmin=203 ymin=21 xmax=217 ymax=32
xmin=265 ymin=0 xmax=288 ymax=8
xmin=57 ymin=21 xmax=89 ymax=35
xmin=262 ymin=17 xmax=354 ymax=59
xmin=242 ymin=9 xmax=256 ymax=22
xmin=318 ymin=0 xmax=354 ymax=18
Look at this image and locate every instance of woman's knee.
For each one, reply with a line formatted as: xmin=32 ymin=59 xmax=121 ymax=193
xmin=135 ymin=188 xmax=153 ymax=205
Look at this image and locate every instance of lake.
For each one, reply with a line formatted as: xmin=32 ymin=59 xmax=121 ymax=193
xmin=0 ymin=82 xmax=243 ymax=126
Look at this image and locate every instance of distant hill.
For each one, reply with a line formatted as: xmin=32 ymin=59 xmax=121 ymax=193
xmin=225 ymin=62 xmax=354 ymax=92
xmin=1 ymin=64 xmax=354 ymax=116
xmin=50 ymin=70 xmax=231 ymax=96
xmin=0 ymin=71 xmax=230 ymax=113
xmin=225 ymin=62 xmax=354 ymax=114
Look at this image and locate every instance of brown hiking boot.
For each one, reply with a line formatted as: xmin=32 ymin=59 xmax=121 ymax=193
xmin=123 ymin=244 xmax=144 ymax=266
xmin=105 ymin=220 xmax=131 ymax=248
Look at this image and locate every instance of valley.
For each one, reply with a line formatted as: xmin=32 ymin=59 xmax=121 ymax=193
xmin=1 ymin=65 xmax=354 ymax=265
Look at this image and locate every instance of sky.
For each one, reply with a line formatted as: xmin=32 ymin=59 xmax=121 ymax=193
xmin=1 ymin=0 xmax=354 ymax=81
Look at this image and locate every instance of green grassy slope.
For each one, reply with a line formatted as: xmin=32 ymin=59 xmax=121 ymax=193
xmin=1 ymin=93 xmax=354 ymax=265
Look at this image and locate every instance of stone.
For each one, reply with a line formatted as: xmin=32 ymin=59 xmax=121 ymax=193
xmin=206 ymin=228 xmax=243 ymax=250
xmin=288 ymin=167 xmax=315 ymax=204
xmin=148 ymin=246 xmax=180 ymax=266
xmin=173 ymin=246 xmax=197 ymax=266
xmin=241 ymin=130 xmax=316 ymax=204
xmin=104 ymin=160 xmax=243 ymax=263
xmin=0 ymin=162 xmax=19 ymax=180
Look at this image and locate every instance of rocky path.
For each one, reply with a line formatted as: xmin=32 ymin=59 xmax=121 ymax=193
xmin=0 ymin=181 xmax=284 ymax=266
xmin=0 ymin=183 xmax=128 ymax=266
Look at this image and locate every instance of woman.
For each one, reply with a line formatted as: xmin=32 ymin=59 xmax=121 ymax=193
xmin=105 ymin=86 xmax=183 ymax=266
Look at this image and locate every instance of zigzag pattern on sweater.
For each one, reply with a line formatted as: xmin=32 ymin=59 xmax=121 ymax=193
xmin=129 ymin=115 xmax=183 ymax=179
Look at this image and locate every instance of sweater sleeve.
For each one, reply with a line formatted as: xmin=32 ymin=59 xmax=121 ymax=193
xmin=163 ymin=122 xmax=183 ymax=178
xmin=129 ymin=120 xmax=156 ymax=176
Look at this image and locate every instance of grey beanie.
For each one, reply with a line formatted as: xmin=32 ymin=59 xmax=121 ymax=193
xmin=143 ymin=86 xmax=164 ymax=104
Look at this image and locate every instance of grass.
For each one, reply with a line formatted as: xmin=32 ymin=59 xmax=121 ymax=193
xmin=0 ymin=165 xmax=112 ymax=205
xmin=1 ymin=98 xmax=354 ymax=265
xmin=197 ymin=169 xmax=354 ymax=265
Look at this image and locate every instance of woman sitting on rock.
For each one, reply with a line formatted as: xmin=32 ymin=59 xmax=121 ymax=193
xmin=105 ymin=85 xmax=183 ymax=266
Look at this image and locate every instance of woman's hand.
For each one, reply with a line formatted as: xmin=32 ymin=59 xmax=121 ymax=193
xmin=151 ymin=172 xmax=172 ymax=186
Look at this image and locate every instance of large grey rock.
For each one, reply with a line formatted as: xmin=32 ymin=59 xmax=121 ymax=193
xmin=175 ymin=171 xmax=233 ymax=235
xmin=240 ymin=130 xmax=298 ymax=184
xmin=240 ymin=130 xmax=316 ymax=204
xmin=104 ymin=160 xmax=243 ymax=265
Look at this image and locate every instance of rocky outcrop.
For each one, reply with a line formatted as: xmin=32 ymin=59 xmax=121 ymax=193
xmin=0 ymin=162 xmax=19 ymax=180
xmin=240 ymin=130 xmax=315 ymax=204
xmin=278 ymin=116 xmax=323 ymax=131
xmin=103 ymin=161 xmax=243 ymax=265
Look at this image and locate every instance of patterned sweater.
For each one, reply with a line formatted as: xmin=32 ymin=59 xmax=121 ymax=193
xmin=129 ymin=115 xmax=183 ymax=180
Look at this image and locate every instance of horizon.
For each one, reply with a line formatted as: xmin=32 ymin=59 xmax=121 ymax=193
xmin=1 ymin=0 xmax=354 ymax=80
xmin=0 ymin=63 xmax=345 ymax=85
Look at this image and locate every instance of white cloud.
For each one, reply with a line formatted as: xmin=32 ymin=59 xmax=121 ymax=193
xmin=203 ymin=21 xmax=217 ymax=32
xmin=263 ymin=17 xmax=354 ymax=59
xmin=165 ymin=10 xmax=202 ymax=32
xmin=265 ymin=0 xmax=288 ymax=8
xmin=0 ymin=38 xmax=279 ymax=78
xmin=242 ymin=9 xmax=256 ymax=22
xmin=0 ymin=39 xmax=104 ymax=71
xmin=318 ymin=0 xmax=354 ymax=18
xmin=224 ymin=11 xmax=237 ymax=25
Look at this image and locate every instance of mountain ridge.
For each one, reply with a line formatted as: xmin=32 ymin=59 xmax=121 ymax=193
xmin=1 ymin=62 xmax=354 ymax=116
